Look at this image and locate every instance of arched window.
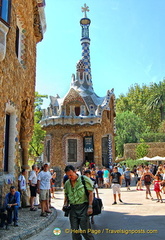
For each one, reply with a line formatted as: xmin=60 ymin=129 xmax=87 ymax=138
xmin=0 ymin=0 xmax=11 ymax=24
xmin=15 ymin=26 xmax=19 ymax=58
xmin=4 ymin=113 xmax=10 ymax=172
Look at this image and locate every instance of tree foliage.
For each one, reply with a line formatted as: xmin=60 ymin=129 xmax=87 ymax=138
xmin=116 ymin=79 xmax=165 ymax=157
xmin=29 ymin=92 xmax=48 ymax=157
xmin=135 ymin=141 xmax=149 ymax=159
xmin=115 ymin=111 xmax=146 ymax=156
xmin=147 ymin=80 xmax=165 ymax=121
xmin=116 ymin=83 xmax=160 ymax=131
xmin=140 ymin=132 xmax=165 ymax=142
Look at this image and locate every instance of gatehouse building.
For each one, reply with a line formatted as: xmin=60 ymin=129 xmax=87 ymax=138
xmin=40 ymin=4 xmax=116 ymax=183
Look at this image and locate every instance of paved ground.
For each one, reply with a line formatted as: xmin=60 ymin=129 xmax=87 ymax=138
xmin=27 ymin=184 xmax=165 ymax=240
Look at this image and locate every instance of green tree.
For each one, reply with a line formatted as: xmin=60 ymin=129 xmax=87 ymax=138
xmin=115 ymin=80 xmax=165 ymax=158
xmin=116 ymin=83 xmax=160 ymax=131
xmin=29 ymin=92 xmax=48 ymax=157
xmin=115 ymin=111 xmax=146 ymax=156
xmin=141 ymin=132 xmax=165 ymax=142
xmin=147 ymin=80 xmax=165 ymax=122
xmin=135 ymin=140 xmax=149 ymax=159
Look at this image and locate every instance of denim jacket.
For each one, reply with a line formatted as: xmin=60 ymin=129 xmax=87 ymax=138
xmin=4 ymin=191 xmax=21 ymax=208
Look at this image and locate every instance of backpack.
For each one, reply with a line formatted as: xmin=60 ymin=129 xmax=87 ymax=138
xmin=144 ymin=174 xmax=151 ymax=184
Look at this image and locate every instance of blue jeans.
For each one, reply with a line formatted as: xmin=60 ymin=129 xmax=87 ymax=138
xmin=6 ymin=206 xmax=19 ymax=223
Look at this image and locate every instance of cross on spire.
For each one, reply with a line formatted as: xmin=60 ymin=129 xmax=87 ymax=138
xmin=81 ymin=3 xmax=89 ymax=18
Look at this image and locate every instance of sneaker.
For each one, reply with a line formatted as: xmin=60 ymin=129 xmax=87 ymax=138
xmin=112 ymin=202 xmax=117 ymax=205
xmin=119 ymin=199 xmax=123 ymax=203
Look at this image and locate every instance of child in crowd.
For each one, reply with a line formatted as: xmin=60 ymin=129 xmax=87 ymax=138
xmin=153 ymin=174 xmax=163 ymax=203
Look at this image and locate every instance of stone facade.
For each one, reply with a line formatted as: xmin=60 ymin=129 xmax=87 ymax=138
xmin=42 ymin=108 xmax=116 ymax=187
xmin=0 ymin=0 xmax=46 ymax=206
xmin=124 ymin=142 xmax=165 ymax=160
xmin=40 ymin=5 xmax=116 ymax=187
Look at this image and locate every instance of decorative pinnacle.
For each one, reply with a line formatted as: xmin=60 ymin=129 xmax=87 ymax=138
xmin=81 ymin=3 xmax=89 ymax=18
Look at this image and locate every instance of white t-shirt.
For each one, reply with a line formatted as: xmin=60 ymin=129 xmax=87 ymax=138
xmin=18 ymin=174 xmax=26 ymax=190
xmin=137 ymin=170 xmax=143 ymax=177
xmin=29 ymin=170 xmax=37 ymax=185
xmin=37 ymin=171 xmax=52 ymax=190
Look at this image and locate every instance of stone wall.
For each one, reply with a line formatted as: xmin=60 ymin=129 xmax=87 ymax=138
xmin=124 ymin=142 xmax=165 ymax=160
xmin=0 ymin=0 xmax=44 ymax=206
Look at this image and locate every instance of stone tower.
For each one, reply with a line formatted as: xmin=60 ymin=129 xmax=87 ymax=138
xmin=41 ymin=4 xmax=116 ymax=185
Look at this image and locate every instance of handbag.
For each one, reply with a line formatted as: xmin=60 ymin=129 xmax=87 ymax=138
xmin=92 ymin=197 xmax=103 ymax=215
xmin=81 ymin=176 xmax=103 ymax=216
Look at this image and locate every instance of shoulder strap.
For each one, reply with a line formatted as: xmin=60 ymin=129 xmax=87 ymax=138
xmin=64 ymin=182 xmax=69 ymax=204
xmin=81 ymin=176 xmax=89 ymax=197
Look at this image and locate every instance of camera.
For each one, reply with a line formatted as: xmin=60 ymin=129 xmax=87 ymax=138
xmin=62 ymin=205 xmax=71 ymax=217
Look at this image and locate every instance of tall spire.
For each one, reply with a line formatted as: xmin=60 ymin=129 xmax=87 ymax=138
xmin=71 ymin=4 xmax=93 ymax=91
xmin=80 ymin=4 xmax=92 ymax=86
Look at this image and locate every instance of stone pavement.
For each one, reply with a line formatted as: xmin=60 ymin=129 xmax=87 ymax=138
xmin=0 ymin=202 xmax=57 ymax=240
xmin=28 ymin=185 xmax=165 ymax=240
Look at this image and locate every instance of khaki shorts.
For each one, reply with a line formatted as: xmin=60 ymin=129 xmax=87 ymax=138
xmin=112 ymin=184 xmax=121 ymax=194
xmin=39 ymin=189 xmax=50 ymax=201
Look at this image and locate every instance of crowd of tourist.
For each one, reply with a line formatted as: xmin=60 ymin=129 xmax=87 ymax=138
xmin=0 ymin=163 xmax=57 ymax=228
xmin=1 ymin=160 xmax=165 ymax=231
xmin=73 ymin=160 xmax=165 ymax=205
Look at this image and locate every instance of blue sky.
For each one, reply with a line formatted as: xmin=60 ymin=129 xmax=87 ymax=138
xmin=36 ymin=0 xmax=165 ymax=108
